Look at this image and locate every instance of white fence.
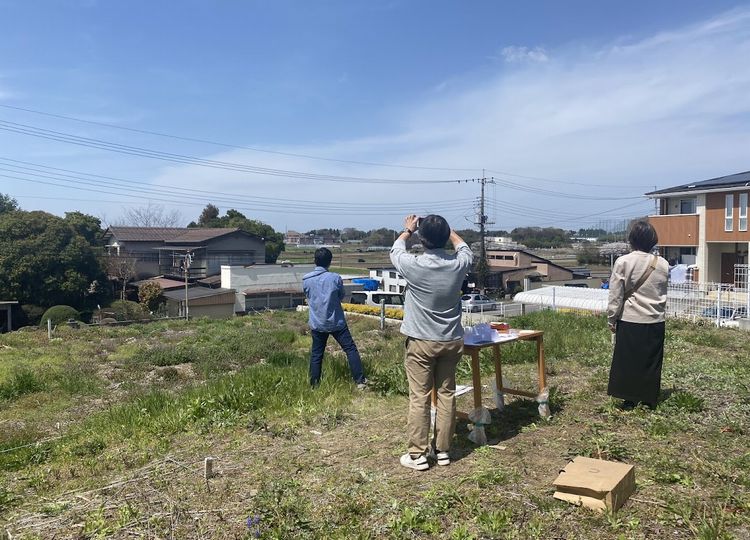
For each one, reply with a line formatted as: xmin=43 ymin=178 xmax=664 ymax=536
xmin=511 ymin=276 xmax=750 ymax=328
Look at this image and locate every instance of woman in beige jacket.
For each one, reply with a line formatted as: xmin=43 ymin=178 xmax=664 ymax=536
xmin=606 ymin=220 xmax=669 ymax=408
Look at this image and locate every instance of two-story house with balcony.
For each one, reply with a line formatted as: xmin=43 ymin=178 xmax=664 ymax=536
xmin=103 ymin=227 xmax=265 ymax=280
xmin=647 ymin=170 xmax=750 ymax=284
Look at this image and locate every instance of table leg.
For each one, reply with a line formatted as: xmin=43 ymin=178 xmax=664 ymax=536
xmin=470 ymin=350 xmax=482 ymax=410
xmin=493 ymin=344 xmax=503 ymax=393
xmin=536 ymin=336 xmax=547 ymax=391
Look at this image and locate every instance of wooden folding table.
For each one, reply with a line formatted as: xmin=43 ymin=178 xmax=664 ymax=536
xmin=432 ymin=329 xmax=547 ymax=416
xmin=464 ymin=329 xmax=546 ymax=409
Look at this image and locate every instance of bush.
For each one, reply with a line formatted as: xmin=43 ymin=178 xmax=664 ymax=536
xmin=341 ymin=303 xmax=404 ymax=320
xmin=138 ymin=281 xmax=164 ymax=313
xmin=18 ymin=304 xmax=45 ymax=327
xmin=39 ymin=305 xmax=80 ymax=327
xmin=105 ymin=300 xmax=150 ymax=321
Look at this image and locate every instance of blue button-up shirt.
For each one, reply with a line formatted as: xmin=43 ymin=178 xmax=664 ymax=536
xmin=302 ymin=267 xmax=347 ymax=332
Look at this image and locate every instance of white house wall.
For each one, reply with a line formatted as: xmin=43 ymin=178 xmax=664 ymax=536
xmin=221 ymin=264 xmax=315 ymax=312
xmin=368 ymin=269 xmax=407 ymax=293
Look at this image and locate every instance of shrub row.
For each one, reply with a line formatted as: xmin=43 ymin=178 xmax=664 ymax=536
xmin=341 ymin=303 xmax=404 ymax=320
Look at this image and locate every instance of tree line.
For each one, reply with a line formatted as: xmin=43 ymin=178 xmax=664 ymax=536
xmin=0 ymin=197 xmax=287 ymax=327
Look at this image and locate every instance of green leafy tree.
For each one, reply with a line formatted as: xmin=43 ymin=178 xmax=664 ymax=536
xmin=305 ymin=228 xmax=341 ymax=240
xmin=341 ymin=227 xmax=367 ymax=242
xmin=576 ymin=228 xmax=607 ymax=238
xmin=64 ymin=212 xmax=103 ymax=245
xmin=198 ymin=203 xmax=220 ymax=226
xmin=190 ymin=205 xmax=285 ymax=263
xmin=0 ymin=194 xmax=19 ymax=214
xmin=454 ymin=229 xmax=481 ymax=244
xmin=0 ymin=210 xmax=105 ymax=308
xmin=510 ymin=227 xmax=571 ymax=248
xmin=365 ymin=228 xmax=398 ymax=246
xmin=138 ymin=281 xmax=164 ymax=313
xmin=576 ymin=245 xmax=604 ymax=265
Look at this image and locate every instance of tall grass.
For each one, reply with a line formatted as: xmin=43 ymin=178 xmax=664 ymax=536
xmin=0 ymin=368 xmax=45 ymax=400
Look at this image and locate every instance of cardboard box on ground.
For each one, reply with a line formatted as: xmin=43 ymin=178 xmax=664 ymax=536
xmin=553 ymin=456 xmax=635 ymax=512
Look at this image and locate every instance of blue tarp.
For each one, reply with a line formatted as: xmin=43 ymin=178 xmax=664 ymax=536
xmin=352 ymin=278 xmax=379 ymax=291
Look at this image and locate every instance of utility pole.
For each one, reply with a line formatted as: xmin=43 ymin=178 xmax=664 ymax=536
xmin=474 ymin=172 xmax=494 ymax=293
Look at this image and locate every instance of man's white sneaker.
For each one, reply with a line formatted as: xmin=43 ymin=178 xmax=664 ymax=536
xmin=400 ymin=453 xmax=429 ymax=471
xmin=436 ymin=452 xmax=450 ymax=466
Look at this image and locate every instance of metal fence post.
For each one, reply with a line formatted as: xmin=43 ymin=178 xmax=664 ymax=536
xmin=552 ymin=287 xmax=557 ymax=312
xmin=47 ymin=318 xmax=52 ymax=340
xmin=716 ymin=285 xmax=722 ymax=327
xmin=380 ymin=299 xmax=386 ymax=331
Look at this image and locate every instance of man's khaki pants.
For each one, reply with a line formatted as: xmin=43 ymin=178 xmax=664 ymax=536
xmin=404 ymin=337 xmax=463 ymax=457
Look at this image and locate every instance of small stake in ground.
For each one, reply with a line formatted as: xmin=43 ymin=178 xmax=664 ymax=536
xmin=204 ymin=457 xmax=216 ymax=479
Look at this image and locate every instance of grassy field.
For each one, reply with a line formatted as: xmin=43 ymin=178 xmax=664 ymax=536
xmin=1 ymin=311 xmax=749 ymax=539
xmin=282 ymin=246 xmax=393 ymax=271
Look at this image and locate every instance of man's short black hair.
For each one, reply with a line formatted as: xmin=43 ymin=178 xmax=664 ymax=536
xmin=628 ymin=220 xmax=659 ymax=252
xmin=419 ymin=214 xmax=451 ymax=249
xmin=314 ymin=247 xmax=333 ymax=268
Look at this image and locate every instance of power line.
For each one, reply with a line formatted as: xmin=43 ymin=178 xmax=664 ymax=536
xmin=485 ymin=168 xmax=655 ymax=189
xmin=0 ymin=120 xmax=463 ymax=185
xmin=490 ymin=176 xmax=642 ymax=201
xmin=0 ymin=171 xmax=476 ymax=216
xmin=0 ymin=103 xmax=481 ymax=173
xmin=484 ymin=199 xmax=650 ymax=223
xmin=0 ymin=158 xmax=475 ymax=211
xmin=0 ymin=105 xmax=661 ymax=190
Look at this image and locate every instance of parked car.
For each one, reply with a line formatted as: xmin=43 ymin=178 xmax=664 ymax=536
xmin=349 ymin=291 xmax=405 ymax=308
xmin=461 ymin=293 xmax=498 ymax=312
xmin=700 ymin=306 xmax=747 ymax=320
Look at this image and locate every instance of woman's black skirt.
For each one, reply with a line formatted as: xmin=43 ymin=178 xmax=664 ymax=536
xmin=608 ymin=320 xmax=665 ymax=406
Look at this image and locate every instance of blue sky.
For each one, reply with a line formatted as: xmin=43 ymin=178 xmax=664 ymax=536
xmin=1 ymin=1 xmax=749 ymax=232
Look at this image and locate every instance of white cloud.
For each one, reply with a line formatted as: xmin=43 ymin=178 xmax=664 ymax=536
xmin=500 ymin=45 xmax=549 ymax=63
xmin=150 ymin=7 xmax=750 ymax=231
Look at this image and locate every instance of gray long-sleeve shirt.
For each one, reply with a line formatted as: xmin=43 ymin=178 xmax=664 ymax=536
xmin=389 ymin=238 xmax=473 ymax=341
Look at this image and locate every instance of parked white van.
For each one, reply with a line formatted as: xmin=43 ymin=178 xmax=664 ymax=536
xmin=349 ymin=291 xmax=405 ymax=308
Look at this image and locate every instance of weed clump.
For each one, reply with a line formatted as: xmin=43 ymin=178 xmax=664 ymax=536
xmin=662 ymin=390 xmax=705 ymax=413
xmin=0 ymin=367 xmax=45 ymax=400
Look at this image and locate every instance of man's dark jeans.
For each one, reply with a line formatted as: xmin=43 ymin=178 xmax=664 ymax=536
xmin=310 ymin=326 xmax=365 ymax=386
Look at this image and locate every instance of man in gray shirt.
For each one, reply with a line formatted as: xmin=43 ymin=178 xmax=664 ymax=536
xmin=390 ymin=214 xmax=472 ymax=471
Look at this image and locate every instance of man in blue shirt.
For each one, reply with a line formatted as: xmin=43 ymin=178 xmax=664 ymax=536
xmin=303 ymin=247 xmax=366 ymax=388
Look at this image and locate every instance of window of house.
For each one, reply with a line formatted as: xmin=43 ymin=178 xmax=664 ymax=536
xmin=739 ymin=193 xmax=748 ymax=232
xmin=725 ymin=194 xmax=734 ymax=232
xmin=679 ymin=198 xmax=696 ymax=214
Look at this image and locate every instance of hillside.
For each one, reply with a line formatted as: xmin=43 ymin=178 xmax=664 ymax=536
xmin=1 ymin=311 xmax=748 ymax=539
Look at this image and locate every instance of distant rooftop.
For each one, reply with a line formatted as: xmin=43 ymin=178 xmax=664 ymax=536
xmin=647 ymin=170 xmax=750 ymax=196
xmin=105 ymin=227 xmax=261 ymax=243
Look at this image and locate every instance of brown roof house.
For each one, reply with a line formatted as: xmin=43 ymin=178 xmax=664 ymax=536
xmin=647 ymin=170 xmax=750 ymax=284
xmin=479 ymin=248 xmax=583 ymax=293
xmin=102 ymin=227 xmax=265 ymax=281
